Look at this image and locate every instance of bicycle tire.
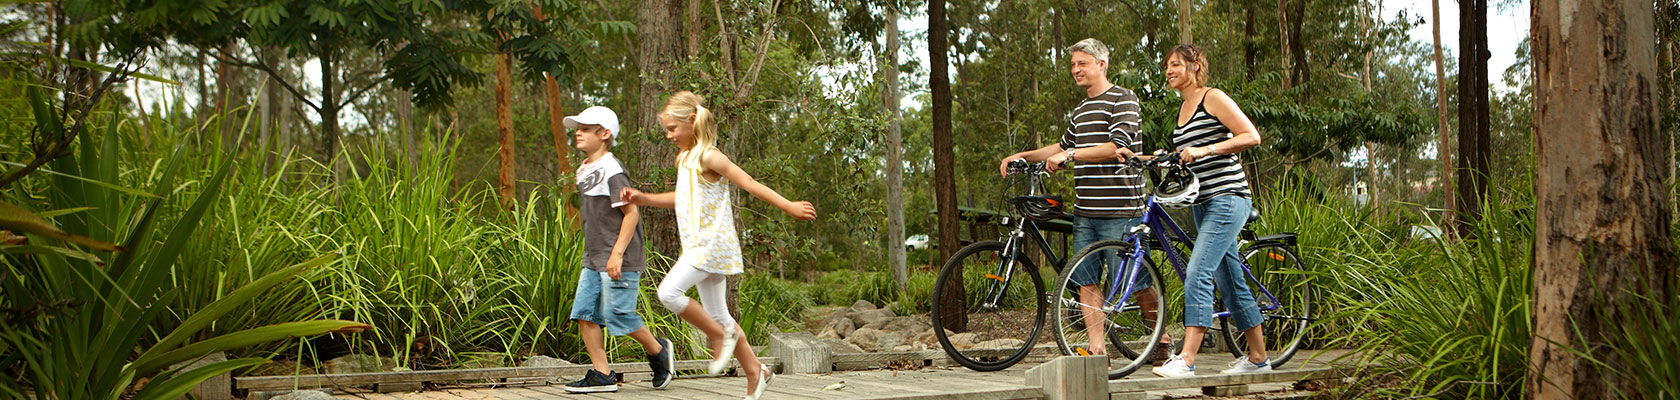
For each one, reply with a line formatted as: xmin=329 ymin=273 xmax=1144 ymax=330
xmin=1052 ymin=240 xmax=1167 ymax=379
xmin=1220 ymin=243 xmax=1313 ymax=367
xmin=930 ymin=241 xmax=1046 ymax=371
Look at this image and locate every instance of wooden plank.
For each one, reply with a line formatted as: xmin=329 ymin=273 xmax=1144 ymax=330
xmin=1107 ymin=366 xmax=1349 ymax=393
xmin=238 ymin=358 xmax=780 ymax=390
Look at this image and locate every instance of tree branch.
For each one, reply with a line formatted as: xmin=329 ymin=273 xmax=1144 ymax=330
xmin=0 ymin=53 xmax=143 ymax=189
xmin=208 ymin=49 xmax=322 ymax=111
xmin=733 ymin=0 xmax=780 ymax=105
xmin=338 ymin=76 xmax=390 ymax=109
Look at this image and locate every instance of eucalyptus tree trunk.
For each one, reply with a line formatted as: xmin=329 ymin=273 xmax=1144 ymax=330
xmin=636 ymin=0 xmax=685 ymax=260
xmin=495 ymin=47 xmax=517 ymax=211
xmin=883 ymin=4 xmax=907 ymax=294
xmin=1431 ymin=0 xmax=1455 ymax=230
xmin=1454 ymin=0 xmax=1490 ymax=236
xmin=931 ymin=0 xmax=965 ymax=332
xmin=533 ymin=1 xmax=580 ymax=224
xmin=1530 ymin=1 xmax=1673 ymax=398
xmin=1176 ymin=0 xmax=1193 ymax=45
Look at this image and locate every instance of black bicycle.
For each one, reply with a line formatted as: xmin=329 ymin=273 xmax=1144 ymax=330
xmin=929 ymin=159 xmax=1070 ymax=371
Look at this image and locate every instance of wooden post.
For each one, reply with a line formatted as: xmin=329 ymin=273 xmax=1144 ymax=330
xmin=766 ymin=332 xmax=831 ymax=374
xmin=172 ymin=352 xmax=231 ymax=400
xmin=1023 ymin=355 xmax=1106 ymax=400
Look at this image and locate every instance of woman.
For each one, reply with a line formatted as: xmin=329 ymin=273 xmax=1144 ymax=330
xmin=1146 ymin=44 xmax=1271 ymax=377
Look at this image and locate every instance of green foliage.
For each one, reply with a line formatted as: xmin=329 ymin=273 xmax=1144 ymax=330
xmin=0 ymin=89 xmax=365 ymax=399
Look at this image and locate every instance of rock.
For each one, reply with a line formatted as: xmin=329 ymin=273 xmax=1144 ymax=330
xmin=848 ymin=308 xmax=896 ymax=327
xmin=323 ymin=355 xmax=398 ymax=374
xmin=461 ymin=354 xmax=505 ymax=369
xmin=947 ymin=332 xmax=980 ymax=350
xmin=872 ymin=332 xmax=908 ymax=352
xmin=891 ymin=343 xmax=928 ymax=352
xmin=255 ymin=389 xmax=334 ymax=400
xmin=845 ymin=328 xmax=887 ymax=352
xmin=823 ymin=338 xmax=864 ymax=353
xmin=974 ymin=338 xmax=1025 ymax=350
xmin=884 ymin=316 xmax=931 ymax=334
xmin=521 ymin=355 xmax=574 ymax=368
xmin=911 ymin=328 xmax=956 ymax=346
xmin=825 ymin=314 xmax=857 ymax=337
xmin=847 ymin=299 xmax=877 ymax=312
xmin=816 ymin=328 xmax=843 ymax=340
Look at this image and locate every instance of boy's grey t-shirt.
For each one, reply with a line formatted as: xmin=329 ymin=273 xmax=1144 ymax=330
xmin=576 ymin=153 xmax=647 ymax=273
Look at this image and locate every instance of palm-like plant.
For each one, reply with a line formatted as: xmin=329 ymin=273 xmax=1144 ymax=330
xmin=1 ymin=85 xmax=369 ymax=400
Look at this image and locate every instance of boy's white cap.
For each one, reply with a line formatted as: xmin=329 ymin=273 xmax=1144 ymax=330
xmin=563 ymin=106 xmax=620 ymax=146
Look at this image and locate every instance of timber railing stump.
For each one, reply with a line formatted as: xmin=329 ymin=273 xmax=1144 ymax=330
xmin=766 ymin=332 xmax=831 ymax=374
xmin=1023 ymin=355 xmax=1106 ymax=400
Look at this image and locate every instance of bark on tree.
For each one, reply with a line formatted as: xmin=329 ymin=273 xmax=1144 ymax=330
xmin=1529 ymin=1 xmax=1674 ymax=399
xmin=1177 ymin=0 xmax=1193 ymax=45
xmin=1431 ymin=0 xmax=1455 ymax=229
xmin=533 ymin=1 xmax=580 ymax=225
xmin=884 ymin=4 xmax=908 ymax=293
xmin=636 ymin=0 xmax=685 ymax=258
xmin=320 ymin=40 xmax=344 ymax=181
xmin=931 ymin=0 xmax=966 ymax=332
xmin=1454 ymin=0 xmax=1490 ymax=236
xmin=1277 ymin=0 xmax=1293 ymax=90
xmin=216 ymin=41 xmax=241 ymax=151
xmin=495 ymin=47 xmax=517 ymax=211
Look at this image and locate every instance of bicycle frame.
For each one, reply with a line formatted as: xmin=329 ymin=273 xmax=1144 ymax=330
xmin=1106 ymin=185 xmax=1284 ymax=321
xmin=979 ymin=162 xmax=1067 ymax=310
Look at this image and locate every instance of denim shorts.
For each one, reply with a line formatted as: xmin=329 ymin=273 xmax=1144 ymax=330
xmin=1067 ymin=216 xmax=1144 ymax=288
xmin=568 ymin=268 xmax=646 ymax=335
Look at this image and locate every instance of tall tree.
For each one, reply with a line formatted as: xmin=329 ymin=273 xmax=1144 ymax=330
xmin=883 ymin=1 xmax=907 ymax=294
xmin=1529 ymin=0 xmax=1674 ymax=398
xmin=495 ymin=40 xmax=517 ymax=210
xmin=634 ymin=0 xmax=685 ymax=257
xmin=1431 ymin=0 xmax=1455 ymax=229
xmin=931 ymin=0 xmax=964 ymax=332
xmin=1177 ymin=0 xmax=1194 ymax=45
xmin=533 ymin=2 xmax=578 ymax=223
xmin=1454 ymin=0 xmax=1491 ymax=235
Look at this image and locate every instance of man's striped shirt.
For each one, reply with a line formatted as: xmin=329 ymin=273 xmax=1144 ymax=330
xmin=1058 ymin=85 xmax=1145 ymax=218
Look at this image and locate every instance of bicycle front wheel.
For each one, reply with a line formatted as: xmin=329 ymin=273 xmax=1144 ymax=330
xmin=1052 ymin=240 xmax=1167 ymax=379
xmin=930 ymin=240 xmax=1045 ymax=371
xmin=1220 ymin=243 xmax=1313 ymax=367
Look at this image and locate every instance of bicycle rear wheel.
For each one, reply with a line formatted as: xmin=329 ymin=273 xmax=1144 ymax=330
xmin=1220 ymin=243 xmax=1313 ymax=367
xmin=1052 ymin=240 xmax=1166 ymax=378
xmin=930 ymin=240 xmax=1046 ymax=371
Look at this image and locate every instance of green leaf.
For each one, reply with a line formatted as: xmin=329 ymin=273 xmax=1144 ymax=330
xmin=0 ymin=199 xmax=121 ymax=252
xmin=130 ymin=320 xmax=371 ymax=376
xmin=131 ymin=358 xmax=268 ymax=400
xmin=0 ymin=244 xmax=104 ymax=263
xmin=0 ymin=161 xmax=159 ymax=199
xmin=63 ymin=58 xmax=181 ymax=85
xmin=140 ymin=253 xmax=339 ymax=360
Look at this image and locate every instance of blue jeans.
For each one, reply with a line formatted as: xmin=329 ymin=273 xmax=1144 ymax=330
xmin=1068 ymin=215 xmax=1143 ymax=288
xmin=1183 ymin=195 xmax=1264 ymax=330
xmin=568 ymin=268 xmax=646 ymax=335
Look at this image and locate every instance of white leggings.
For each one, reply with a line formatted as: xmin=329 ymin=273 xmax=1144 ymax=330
xmin=656 ymin=263 xmax=737 ymax=330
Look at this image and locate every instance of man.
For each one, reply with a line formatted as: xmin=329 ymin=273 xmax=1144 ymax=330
xmin=997 ymin=38 xmax=1164 ymax=363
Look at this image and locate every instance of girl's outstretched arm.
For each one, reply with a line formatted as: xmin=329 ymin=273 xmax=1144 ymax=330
xmin=620 ymin=188 xmax=676 ymax=209
xmin=700 ymin=149 xmax=817 ymax=220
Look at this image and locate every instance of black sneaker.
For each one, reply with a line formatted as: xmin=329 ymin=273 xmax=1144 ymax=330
xmin=649 ymin=338 xmax=675 ymax=390
xmin=563 ymin=368 xmax=619 ymax=393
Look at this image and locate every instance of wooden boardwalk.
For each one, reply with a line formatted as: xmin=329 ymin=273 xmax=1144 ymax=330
xmin=315 ymin=350 xmax=1355 ymax=400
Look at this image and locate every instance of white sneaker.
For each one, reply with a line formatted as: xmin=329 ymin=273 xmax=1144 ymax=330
xmin=743 ymin=368 xmax=774 ymax=400
xmin=708 ymin=326 xmax=740 ymax=375
xmin=1151 ymin=354 xmax=1195 ymax=378
xmin=1221 ymin=358 xmax=1273 ymax=374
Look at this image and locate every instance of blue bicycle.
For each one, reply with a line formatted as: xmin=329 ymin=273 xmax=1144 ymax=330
xmin=1049 ymin=152 xmax=1313 ymax=378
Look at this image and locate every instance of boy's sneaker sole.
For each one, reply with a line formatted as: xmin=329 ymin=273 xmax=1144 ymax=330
xmin=563 ymin=385 xmax=620 ymax=394
xmin=652 ymin=338 xmax=675 ymax=390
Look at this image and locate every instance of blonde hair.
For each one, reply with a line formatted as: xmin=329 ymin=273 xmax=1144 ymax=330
xmin=662 ymin=91 xmax=718 ymax=165
xmin=1165 ymin=44 xmax=1211 ymax=88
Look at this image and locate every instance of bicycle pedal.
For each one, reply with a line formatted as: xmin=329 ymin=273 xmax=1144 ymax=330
xmin=1075 ymin=347 xmax=1092 ymax=356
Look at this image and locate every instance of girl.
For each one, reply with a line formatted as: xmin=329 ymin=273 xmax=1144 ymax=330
xmin=620 ymin=91 xmax=817 ymax=399
xmin=1142 ymin=44 xmax=1272 ymax=378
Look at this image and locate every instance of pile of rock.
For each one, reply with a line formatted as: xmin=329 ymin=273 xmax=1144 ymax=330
xmin=816 ymin=300 xmax=1013 ymax=353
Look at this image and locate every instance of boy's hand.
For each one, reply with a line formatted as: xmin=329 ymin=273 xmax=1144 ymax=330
xmin=606 ymin=255 xmax=623 ymax=280
xmin=782 ymin=200 xmax=817 ymax=220
xmin=619 ymin=187 xmax=643 ymax=206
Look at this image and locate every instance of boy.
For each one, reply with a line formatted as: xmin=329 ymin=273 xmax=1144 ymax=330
xmin=562 ymin=106 xmax=674 ymax=393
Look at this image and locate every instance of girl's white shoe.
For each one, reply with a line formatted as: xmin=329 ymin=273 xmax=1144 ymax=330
xmin=1151 ymin=354 xmax=1195 ymax=378
xmin=1220 ymin=358 xmax=1273 ymax=374
xmin=744 ymin=367 xmax=774 ymax=400
xmin=707 ymin=326 xmax=740 ymax=375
